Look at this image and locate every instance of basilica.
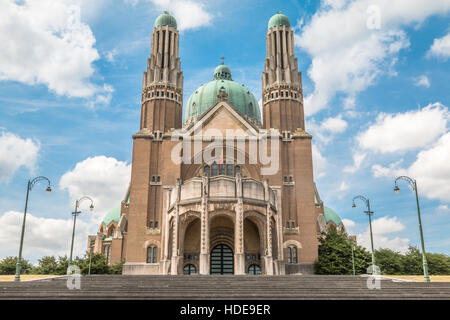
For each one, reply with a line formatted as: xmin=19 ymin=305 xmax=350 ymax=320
xmin=88 ymin=11 xmax=346 ymax=275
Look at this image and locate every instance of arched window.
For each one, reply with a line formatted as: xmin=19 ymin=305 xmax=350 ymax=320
xmin=219 ymin=163 xmax=225 ymax=175
xmin=286 ymin=221 xmax=290 ymax=228
xmin=293 ymin=246 xmax=298 ymax=263
xmin=235 ymin=166 xmax=241 ymax=176
xmin=154 ymin=221 xmax=158 ymax=229
xmin=184 ymin=264 xmax=197 ymax=275
xmin=226 ymin=163 xmax=233 ymax=176
xmin=248 ymin=102 xmax=253 ymax=115
xmin=248 ymin=264 xmax=261 ymax=275
xmin=204 ymin=165 xmax=210 ymax=176
xmin=147 ymin=246 xmax=158 ymax=263
xmin=212 ymin=162 xmax=218 ymax=176
xmin=291 ymin=221 xmax=295 ymax=229
xmin=287 ymin=246 xmax=297 ymax=263
xmin=109 ymin=226 xmax=115 ymax=237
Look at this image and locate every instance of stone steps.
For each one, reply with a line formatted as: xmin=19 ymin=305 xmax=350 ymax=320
xmin=1 ymin=275 xmax=449 ymax=299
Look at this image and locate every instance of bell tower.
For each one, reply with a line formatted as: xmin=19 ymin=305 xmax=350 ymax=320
xmin=262 ymin=12 xmax=304 ymax=132
xmin=141 ymin=11 xmax=183 ymax=132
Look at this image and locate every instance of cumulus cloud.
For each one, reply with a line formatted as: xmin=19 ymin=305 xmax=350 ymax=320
xmin=296 ymin=0 xmax=450 ymax=116
xmin=357 ymin=216 xmax=409 ymax=253
xmin=357 ymin=103 xmax=448 ymax=153
xmin=312 ymin=144 xmax=328 ymax=178
xmin=427 ymin=31 xmax=450 ymax=60
xmin=413 ymin=75 xmax=430 ymax=88
xmin=128 ymin=0 xmax=213 ymax=31
xmin=0 ymin=210 xmax=91 ymax=262
xmin=0 ymin=0 xmax=111 ymax=102
xmin=307 ymin=114 xmax=348 ymax=144
xmin=342 ymin=218 xmax=356 ymax=229
xmin=59 ymin=156 xmax=131 ymax=220
xmin=372 ymin=131 xmax=450 ymax=203
xmin=0 ymin=131 xmax=40 ymax=183
xmin=343 ymin=152 xmax=367 ymax=173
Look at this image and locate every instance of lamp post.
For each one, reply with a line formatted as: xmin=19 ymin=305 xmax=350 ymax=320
xmin=15 ymin=176 xmax=52 ymax=282
xmin=69 ymin=196 xmax=94 ymax=265
xmin=394 ymin=176 xmax=430 ymax=282
xmin=352 ymin=195 xmax=376 ymax=274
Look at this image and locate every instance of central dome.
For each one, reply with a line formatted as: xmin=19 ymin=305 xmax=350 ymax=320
xmin=184 ymin=65 xmax=261 ymax=124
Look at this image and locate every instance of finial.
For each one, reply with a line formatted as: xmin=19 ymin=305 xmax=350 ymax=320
xmin=220 ymin=56 xmax=225 ymax=65
xmin=164 ymin=10 xmax=169 ymax=14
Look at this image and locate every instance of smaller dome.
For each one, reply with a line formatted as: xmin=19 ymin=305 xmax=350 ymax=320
xmin=213 ymin=65 xmax=232 ymax=80
xmin=154 ymin=11 xmax=177 ymax=29
xmin=324 ymin=207 xmax=342 ymax=227
xmin=103 ymin=205 xmax=121 ymax=226
xmin=268 ymin=11 xmax=290 ymax=29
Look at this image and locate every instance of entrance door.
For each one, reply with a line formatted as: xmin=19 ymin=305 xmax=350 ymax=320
xmin=210 ymin=244 xmax=234 ymax=275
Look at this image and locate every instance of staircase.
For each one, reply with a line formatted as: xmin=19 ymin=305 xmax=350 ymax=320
xmin=1 ymin=275 xmax=449 ymax=299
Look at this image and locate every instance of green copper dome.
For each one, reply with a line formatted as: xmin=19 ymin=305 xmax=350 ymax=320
xmin=184 ymin=65 xmax=261 ymax=124
xmin=154 ymin=11 xmax=177 ymax=29
xmin=324 ymin=207 xmax=342 ymax=227
xmin=268 ymin=12 xmax=290 ymax=29
xmin=103 ymin=205 xmax=121 ymax=226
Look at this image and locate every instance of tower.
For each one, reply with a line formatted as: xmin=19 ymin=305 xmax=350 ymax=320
xmin=262 ymin=12 xmax=318 ymax=271
xmin=262 ymin=12 xmax=304 ymax=132
xmin=124 ymin=12 xmax=183 ymax=269
xmin=141 ymin=11 xmax=183 ymax=132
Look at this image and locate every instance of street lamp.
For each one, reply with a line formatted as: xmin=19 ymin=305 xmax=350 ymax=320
xmin=15 ymin=176 xmax=52 ymax=282
xmin=352 ymin=195 xmax=376 ymax=274
xmin=394 ymin=176 xmax=430 ymax=282
xmin=69 ymin=196 xmax=94 ymax=265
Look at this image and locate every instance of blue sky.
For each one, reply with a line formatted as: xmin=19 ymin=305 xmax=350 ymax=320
xmin=0 ymin=0 xmax=449 ymax=262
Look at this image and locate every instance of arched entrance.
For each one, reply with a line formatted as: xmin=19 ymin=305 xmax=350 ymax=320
xmin=210 ymin=244 xmax=234 ymax=275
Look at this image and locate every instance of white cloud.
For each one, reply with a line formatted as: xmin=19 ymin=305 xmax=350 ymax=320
xmin=338 ymin=181 xmax=349 ymax=192
xmin=427 ymin=32 xmax=450 ymax=60
xmin=0 ymin=131 xmax=40 ymax=183
xmin=343 ymin=152 xmax=366 ymax=173
xmin=307 ymin=114 xmax=348 ymax=144
xmin=342 ymin=218 xmax=356 ymax=228
xmin=321 ymin=115 xmax=348 ymax=133
xmin=413 ymin=75 xmax=430 ymax=88
xmin=312 ymin=144 xmax=327 ymax=178
xmin=105 ymin=49 xmax=118 ymax=63
xmin=357 ymin=216 xmax=409 ymax=253
xmin=0 ymin=210 xmax=92 ymax=262
xmin=357 ymin=103 xmax=448 ymax=153
xmin=0 ymin=0 xmax=110 ymax=100
xmin=59 ymin=156 xmax=131 ymax=220
xmin=297 ymin=0 xmax=450 ymax=116
xmin=437 ymin=204 xmax=450 ymax=213
xmin=130 ymin=0 xmax=213 ymax=31
xmin=372 ymin=131 xmax=450 ymax=203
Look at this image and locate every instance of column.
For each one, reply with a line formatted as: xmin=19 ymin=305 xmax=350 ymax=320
xmin=199 ymin=175 xmax=210 ymax=275
xmin=234 ymin=173 xmax=245 ymax=275
xmin=170 ymin=179 xmax=181 ymax=275
xmin=263 ymin=179 xmax=274 ymax=275
xmin=161 ymin=186 xmax=171 ymax=275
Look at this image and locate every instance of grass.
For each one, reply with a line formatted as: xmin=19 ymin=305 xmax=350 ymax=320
xmin=0 ymin=275 xmax=60 ymax=282
xmin=382 ymin=275 xmax=450 ymax=282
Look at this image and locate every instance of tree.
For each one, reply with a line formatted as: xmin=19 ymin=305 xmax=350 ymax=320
xmin=0 ymin=256 xmax=33 ymax=275
xmin=110 ymin=259 xmax=125 ymax=274
xmin=73 ymin=253 xmax=109 ymax=275
xmin=426 ymin=252 xmax=450 ymax=275
xmin=374 ymin=248 xmax=404 ymax=275
xmin=33 ymin=256 xmax=58 ymax=274
xmin=315 ymin=228 xmax=371 ymax=275
xmin=401 ymin=246 xmax=423 ymax=275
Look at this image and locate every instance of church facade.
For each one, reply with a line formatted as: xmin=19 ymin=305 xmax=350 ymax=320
xmin=89 ymin=12 xmax=346 ymax=275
